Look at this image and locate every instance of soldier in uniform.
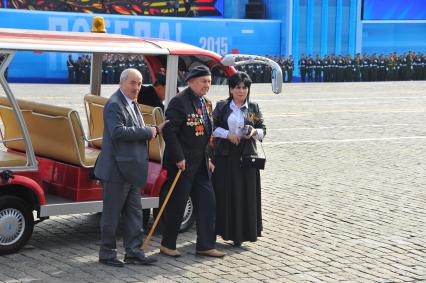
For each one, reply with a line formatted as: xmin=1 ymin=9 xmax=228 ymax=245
xmin=314 ymin=54 xmax=322 ymax=82
xmin=105 ymin=54 xmax=115 ymax=84
xmin=341 ymin=55 xmax=348 ymax=82
xmin=144 ymin=63 xmax=152 ymax=84
xmin=335 ymin=55 xmax=344 ymax=82
xmin=66 ymin=55 xmax=75 ymax=83
xmin=127 ymin=55 xmax=136 ymax=70
xmin=407 ymin=51 xmax=414 ymax=80
xmin=337 ymin=55 xmax=346 ymax=82
xmin=413 ymin=52 xmax=421 ymax=80
xmin=354 ymin=53 xmax=361 ymax=82
xmin=273 ymin=55 xmax=279 ymax=62
xmin=398 ymin=54 xmax=405 ymax=80
xmin=286 ymin=55 xmax=294 ymax=82
xmin=422 ymin=53 xmax=426 ymax=80
xmin=345 ymin=54 xmax=354 ymax=82
xmin=245 ymin=62 xmax=254 ymax=82
xmin=263 ymin=64 xmax=271 ymax=84
xmin=361 ymin=53 xmax=370 ymax=81
xmin=387 ymin=54 xmax=397 ymax=81
xmin=384 ymin=54 xmax=390 ymax=81
xmin=114 ymin=55 xmax=125 ymax=83
xmin=322 ymin=55 xmax=329 ymax=82
xmin=330 ymin=54 xmax=337 ymax=82
xmin=101 ymin=54 xmax=107 ymax=84
xmin=84 ymin=55 xmax=91 ymax=84
xmin=279 ymin=55 xmax=287 ymax=83
xmin=74 ymin=56 xmax=83 ymax=84
xmin=135 ymin=55 xmax=144 ymax=75
xmin=258 ymin=63 xmax=265 ymax=83
xmin=78 ymin=55 xmax=86 ymax=84
xmin=370 ymin=53 xmax=378 ymax=81
xmin=395 ymin=53 xmax=401 ymax=81
xmin=135 ymin=55 xmax=151 ymax=84
xmin=306 ymin=55 xmax=314 ymax=82
xmin=378 ymin=54 xmax=386 ymax=81
xmin=298 ymin=54 xmax=307 ymax=82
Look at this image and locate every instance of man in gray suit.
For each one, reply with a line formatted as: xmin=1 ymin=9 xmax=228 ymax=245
xmin=95 ymin=68 xmax=165 ymax=267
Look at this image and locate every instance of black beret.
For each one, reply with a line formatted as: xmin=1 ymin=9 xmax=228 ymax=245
xmin=185 ymin=65 xmax=211 ymax=82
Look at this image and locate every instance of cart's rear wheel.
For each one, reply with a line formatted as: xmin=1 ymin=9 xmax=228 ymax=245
xmin=179 ymin=196 xmax=195 ymax=232
xmin=153 ymin=196 xmax=195 ymax=233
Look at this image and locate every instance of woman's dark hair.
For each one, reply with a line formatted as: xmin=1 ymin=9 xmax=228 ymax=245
xmin=228 ymin=71 xmax=252 ymax=99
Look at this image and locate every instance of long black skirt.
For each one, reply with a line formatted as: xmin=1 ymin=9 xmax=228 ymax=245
xmin=212 ymin=145 xmax=262 ymax=243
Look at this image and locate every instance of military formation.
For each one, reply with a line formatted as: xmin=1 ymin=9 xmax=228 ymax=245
xmin=66 ymin=51 xmax=426 ymax=84
xmin=234 ymin=55 xmax=295 ymax=83
xmin=297 ymin=51 xmax=426 ymax=82
xmin=67 ymin=54 xmax=152 ymax=84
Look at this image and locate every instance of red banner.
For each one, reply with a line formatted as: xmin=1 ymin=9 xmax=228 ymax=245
xmin=6 ymin=0 xmax=223 ymax=17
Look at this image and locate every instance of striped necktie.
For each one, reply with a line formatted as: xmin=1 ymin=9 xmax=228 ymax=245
xmin=132 ymin=101 xmax=143 ymax=127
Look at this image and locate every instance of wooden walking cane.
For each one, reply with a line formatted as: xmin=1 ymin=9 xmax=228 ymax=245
xmin=143 ymin=169 xmax=182 ymax=251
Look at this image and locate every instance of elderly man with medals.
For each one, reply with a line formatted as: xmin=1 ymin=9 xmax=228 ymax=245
xmin=160 ymin=66 xmax=226 ymax=258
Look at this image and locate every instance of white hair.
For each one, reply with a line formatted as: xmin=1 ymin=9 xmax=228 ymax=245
xmin=120 ymin=68 xmax=142 ymax=83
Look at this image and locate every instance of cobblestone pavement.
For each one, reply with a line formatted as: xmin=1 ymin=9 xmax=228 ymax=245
xmin=1 ymin=81 xmax=426 ymax=282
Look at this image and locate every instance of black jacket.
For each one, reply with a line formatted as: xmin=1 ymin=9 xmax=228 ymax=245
xmin=212 ymin=98 xmax=266 ymax=157
xmin=137 ymin=85 xmax=164 ymax=110
xmin=163 ymin=87 xmax=213 ymax=170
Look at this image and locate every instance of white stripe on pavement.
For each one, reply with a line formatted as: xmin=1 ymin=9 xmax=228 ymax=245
xmin=263 ymin=136 xmax=426 ymax=145
xmin=267 ymin=124 xmax=415 ymax=131
xmin=255 ymin=96 xmax=426 ymax=102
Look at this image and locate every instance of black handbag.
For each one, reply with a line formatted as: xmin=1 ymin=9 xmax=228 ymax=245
xmin=240 ymin=141 xmax=266 ymax=170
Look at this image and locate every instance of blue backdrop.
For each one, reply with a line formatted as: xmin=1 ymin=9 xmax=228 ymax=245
xmin=363 ymin=23 xmax=426 ymax=54
xmin=363 ymin=0 xmax=426 ymax=20
xmin=0 ymin=9 xmax=280 ymax=82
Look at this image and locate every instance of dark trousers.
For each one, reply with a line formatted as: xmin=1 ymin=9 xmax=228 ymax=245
xmin=314 ymin=70 xmax=321 ymax=82
xmin=67 ymin=67 xmax=75 ymax=83
xmin=307 ymin=69 xmax=313 ymax=82
xmin=99 ymin=181 xmax=145 ymax=260
xmin=161 ymin=160 xmax=216 ymax=251
xmin=300 ymin=69 xmax=306 ymax=82
xmin=287 ymin=70 xmax=293 ymax=82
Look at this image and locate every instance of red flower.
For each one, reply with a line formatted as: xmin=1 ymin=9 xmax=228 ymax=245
xmin=197 ymin=108 xmax=202 ymax=115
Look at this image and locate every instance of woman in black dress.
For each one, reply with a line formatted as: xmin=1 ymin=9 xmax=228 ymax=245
xmin=212 ymin=72 xmax=265 ymax=246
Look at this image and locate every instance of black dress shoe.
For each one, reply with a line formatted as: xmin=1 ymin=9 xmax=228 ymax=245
xmin=124 ymin=255 xmax=157 ymax=265
xmin=99 ymin=258 xmax=125 ymax=267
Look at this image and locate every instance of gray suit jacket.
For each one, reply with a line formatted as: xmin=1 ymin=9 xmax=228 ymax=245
xmin=94 ymin=89 xmax=153 ymax=187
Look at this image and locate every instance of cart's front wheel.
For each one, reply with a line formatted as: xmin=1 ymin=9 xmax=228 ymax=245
xmin=0 ymin=196 xmax=34 ymax=255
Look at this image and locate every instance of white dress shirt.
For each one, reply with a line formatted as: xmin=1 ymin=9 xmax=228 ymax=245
xmin=121 ymin=90 xmax=144 ymax=126
xmin=213 ymin=100 xmax=264 ymax=141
